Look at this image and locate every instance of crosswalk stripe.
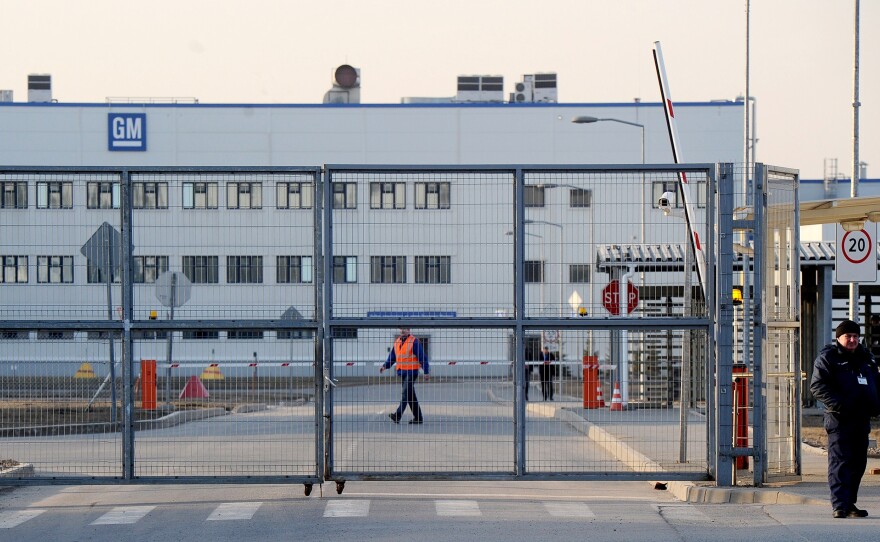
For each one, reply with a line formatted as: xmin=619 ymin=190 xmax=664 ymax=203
xmin=0 ymin=509 xmax=46 ymax=529
xmin=207 ymin=502 xmax=262 ymax=521
xmin=91 ymin=506 xmax=156 ymax=525
xmin=324 ymin=500 xmax=370 ymax=517
xmin=543 ymin=502 xmax=595 ymax=518
xmin=436 ymin=500 xmax=481 ymax=517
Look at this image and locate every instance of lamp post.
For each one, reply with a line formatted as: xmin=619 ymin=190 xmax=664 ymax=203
xmin=571 ymin=116 xmax=645 ymax=246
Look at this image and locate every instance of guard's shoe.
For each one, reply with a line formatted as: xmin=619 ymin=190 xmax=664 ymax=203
xmin=388 ymin=414 xmax=400 ymax=424
xmin=408 ymin=419 xmax=424 ymax=425
xmin=848 ymin=506 xmax=869 ymax=518
xmin=833 ymin=509 xmax=848 ymax=519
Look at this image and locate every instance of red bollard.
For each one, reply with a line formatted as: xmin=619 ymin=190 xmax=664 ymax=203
xmin=140 ymin=359 xmax=157 ymax=410
xmin=582 ymin=356 xmax=602 ymax=408
xmin=732 ymin=364 xmax=749 ymax=469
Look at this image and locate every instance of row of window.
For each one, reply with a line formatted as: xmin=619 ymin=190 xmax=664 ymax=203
xmin=2 ymin=179 xmax=706 ymax=211
xmin=1 ymin=254 xmax=591 ymax=285
xmin=0 ymin=329 xmax=333 ymax=341
xmin=0 ymin=181 xmax=457 ymax=211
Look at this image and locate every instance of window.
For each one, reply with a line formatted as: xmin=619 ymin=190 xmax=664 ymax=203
xmin=37 ymin=330 xmax=75 ymax=340
xmin=570 ymin=264 xmax=591 ymax=283
xmin=132 ymin=330 xmax=168 ymax=340
xmin=182 ymin=256 xmax=219 ymax=284
xmin=87 ymin=258 xmax=122 ymax=284
xmin=37 ymin=181 xmax=73 ymax=209
xmin=134 ymin=256 xmax=169 ymax=283
xmin=87 ymin=181 xmax=120 ymax=209
xmin=37 ymin=256 xmax=74 ymax=283
xmin=415 ymin=182 xmax=450 ymax=209
xmin=415 ymin=256 xmax=450 ymax=284
xmin=183 ymin=182 xmax=219 ymax=209
xmin=276 ymin=182 xmax=313 ymax=209
xmin=277 ymin=256 xmax=313 ymax=284
xmin=524 ymin=186 xmax=545 ymax=207
xmin=182 ymin=330 xmax=219 ymax=340
xmin=227 ymin=330 xmax=264 ymax=340
xmin=0 ymin=331 xmax=29 ymax=340
xmin=1 ymin=256 xmax=27 ymax=283
xmin=333 ymin=182 xmax=357 ymax=209
xmin=1 ymin=181 xmax=27 ymax=209
xmin=333 ymin=327 xmax=358 ymax=339
xmin=652 ymin=181 xmax=707 ymax=209
xmin=227 ymin=255 xmax=263 ymax=284
xmin=132 ymin=182 xmax=169 ymax=209
xmin=371 ymin=256 xmax=406 ymax=284
xmin=227 ymin=182 xmax=262 ymax=209
xmin=86 ymin=331 xmax=121 ymax=340
xmin=278 ymin=329 xmax=315 ymax=340
xmin=370 ymin=182 xmax=405 ymax=209
xmin=524 ymin=260 xmax=544 ymax=283
xmin=333 ymin=256 xmax=357 ymax=283
xmin=569 ymin=188 xmax=592 ymax=208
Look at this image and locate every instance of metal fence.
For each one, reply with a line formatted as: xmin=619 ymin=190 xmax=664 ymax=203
xmin=0 ymin=163 xmax=794 ymax=487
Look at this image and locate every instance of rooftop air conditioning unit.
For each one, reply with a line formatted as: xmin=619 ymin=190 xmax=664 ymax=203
xmin=323 ymin=64 xmax=361 ymax=104
xmin=532 ymin=72 xmax=558 ymax=103
xmin=0 ymin=90 xmax=12 ymax=103
xmin=28 ymin=74 xmax=52 ymax=103
xmin=456 ymin=75 xmax=504 ymax=103
xmin=512 ymin=75 xmax=533 ymax=103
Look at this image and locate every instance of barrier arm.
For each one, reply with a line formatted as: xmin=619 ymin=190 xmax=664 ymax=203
xmin=653 ymin=41 xmax=708 ymax=298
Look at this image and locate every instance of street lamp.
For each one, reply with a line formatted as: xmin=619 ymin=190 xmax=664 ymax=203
xmin=571 ymin=116 xmax=646 ymax=246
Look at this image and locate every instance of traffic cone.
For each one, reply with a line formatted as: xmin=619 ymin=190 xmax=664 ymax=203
xmin=595 ymin=384 xmax=605 ymax=408
xmin=609 ymin=382 xmax=623 ymax=411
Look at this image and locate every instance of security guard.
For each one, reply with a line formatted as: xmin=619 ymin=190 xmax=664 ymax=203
xmin=380 ymin=328 xmax=430 ymax=424
xmin=810 ymin=319 xmax=880 ymax=518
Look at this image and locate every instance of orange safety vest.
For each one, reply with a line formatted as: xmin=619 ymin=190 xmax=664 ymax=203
xmin=394 ymin=335 xmax=421 ymax=371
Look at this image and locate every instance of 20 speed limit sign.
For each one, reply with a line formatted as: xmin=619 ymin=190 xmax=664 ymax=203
xmin=836 ymin=222 xmax=878 ymax=283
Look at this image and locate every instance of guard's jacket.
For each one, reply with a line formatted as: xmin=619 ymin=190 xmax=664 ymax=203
xmin=810 ymin=342 xmax=880 ymax=419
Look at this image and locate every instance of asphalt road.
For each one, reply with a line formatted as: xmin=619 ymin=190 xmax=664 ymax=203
xmin=2 ymin=480 xmax=879 ymax=542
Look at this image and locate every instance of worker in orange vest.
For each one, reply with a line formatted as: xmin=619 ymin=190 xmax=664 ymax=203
xmin=381 ymin=327 xmax=430 ymax=424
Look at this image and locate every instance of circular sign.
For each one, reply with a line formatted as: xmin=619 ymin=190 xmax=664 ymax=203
xmin=842 ymin=229 xmax=872 ymax=264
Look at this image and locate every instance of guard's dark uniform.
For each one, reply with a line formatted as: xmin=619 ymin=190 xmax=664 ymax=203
xmin=810 ymin=341 xmax=880 ymax=513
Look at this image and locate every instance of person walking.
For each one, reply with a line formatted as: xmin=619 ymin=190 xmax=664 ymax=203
xmin=539 ymin=346 xmax=555 ymax=401
xmin=810 ymin=319 xmax=880 ymax=519
xmin=381 ymin=327 xmax=430 ymax=424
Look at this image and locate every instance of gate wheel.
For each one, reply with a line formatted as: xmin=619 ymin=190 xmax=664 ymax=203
xmin=336 ymin=481 xmax=345 ymax=494
xmin=304 ymin=483 xmax=313 ymax=496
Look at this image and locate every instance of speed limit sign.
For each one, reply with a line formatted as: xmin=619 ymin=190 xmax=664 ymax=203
xmin=836 ymin=222 xmax=878 ymax=282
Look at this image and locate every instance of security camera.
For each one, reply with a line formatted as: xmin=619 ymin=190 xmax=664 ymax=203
xmin=658 ymin=191 xmax=676 ymax=211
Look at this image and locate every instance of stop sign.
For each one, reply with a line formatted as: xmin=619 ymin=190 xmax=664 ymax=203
xmin=602 ymin=279 xmax=639 ymax=315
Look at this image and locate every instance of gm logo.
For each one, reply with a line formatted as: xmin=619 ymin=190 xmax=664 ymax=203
xmin=108 ymin=113 xmax=147 ymax=151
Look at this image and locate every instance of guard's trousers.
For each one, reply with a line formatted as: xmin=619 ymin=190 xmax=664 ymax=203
xmin=825 ymin=412 xmax=870 ymax=511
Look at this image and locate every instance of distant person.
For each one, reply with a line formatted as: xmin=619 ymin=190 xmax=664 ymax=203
xmin=381 ymin=328 xmax=430 ymax=424
xmin=810 ymin=319 xmax=880 ymax=519
xmin=539 ymin=346 xmax=555 ymax=401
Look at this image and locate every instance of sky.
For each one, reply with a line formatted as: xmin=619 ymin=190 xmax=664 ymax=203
xmin=0 ymin=0 xmax=876 ymax=181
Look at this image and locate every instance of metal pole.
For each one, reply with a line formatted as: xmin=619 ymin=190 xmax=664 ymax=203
xmin=165 ymin=273 xmax=176 ymax=405
xmin=850 ymin=0 xmax=861 ymax=320
xmin=105 ymin=236 xmax=117 ymax=425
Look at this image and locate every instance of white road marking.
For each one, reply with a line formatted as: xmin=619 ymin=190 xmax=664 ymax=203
xmin=544 ymin=502 xmax=595 ymax=518
xmin=91 ymin=505 xmax=156 ymax=525
xmin=323 ymin=499 xmax=371 ymax=517
xmin=207 ymin=502 xmax=262 ymax=521
xmin=436 ymin=500 xmax=481 ymax=516
xmin=0 ymin=509 xmax=46 ymax=529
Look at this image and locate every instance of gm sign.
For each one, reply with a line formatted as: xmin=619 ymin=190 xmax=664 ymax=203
xmin=108 ymin=113 xmax=147 ymax=151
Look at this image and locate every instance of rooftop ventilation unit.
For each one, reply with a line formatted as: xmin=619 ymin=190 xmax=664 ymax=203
xmin=510 ymin=73 xmax=557 ymax=103
xmin=28 ymin=74 xmax=52 ymax=103
xmin=0 ymin=90 xmax=12 ymax=103
xmin=455 ymin=75 xmax=504 ymax=103
xmin=323 ymin=64 xmax=361 ymax=104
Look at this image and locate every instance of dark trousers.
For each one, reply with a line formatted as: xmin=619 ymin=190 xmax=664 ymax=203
xmin=825 ymin=412 xmax=870 ymax=511
xmin=394 ymin=371 xmax=423 ymax=421
xmin=539 ymin=364 xmax=554 ymax=400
